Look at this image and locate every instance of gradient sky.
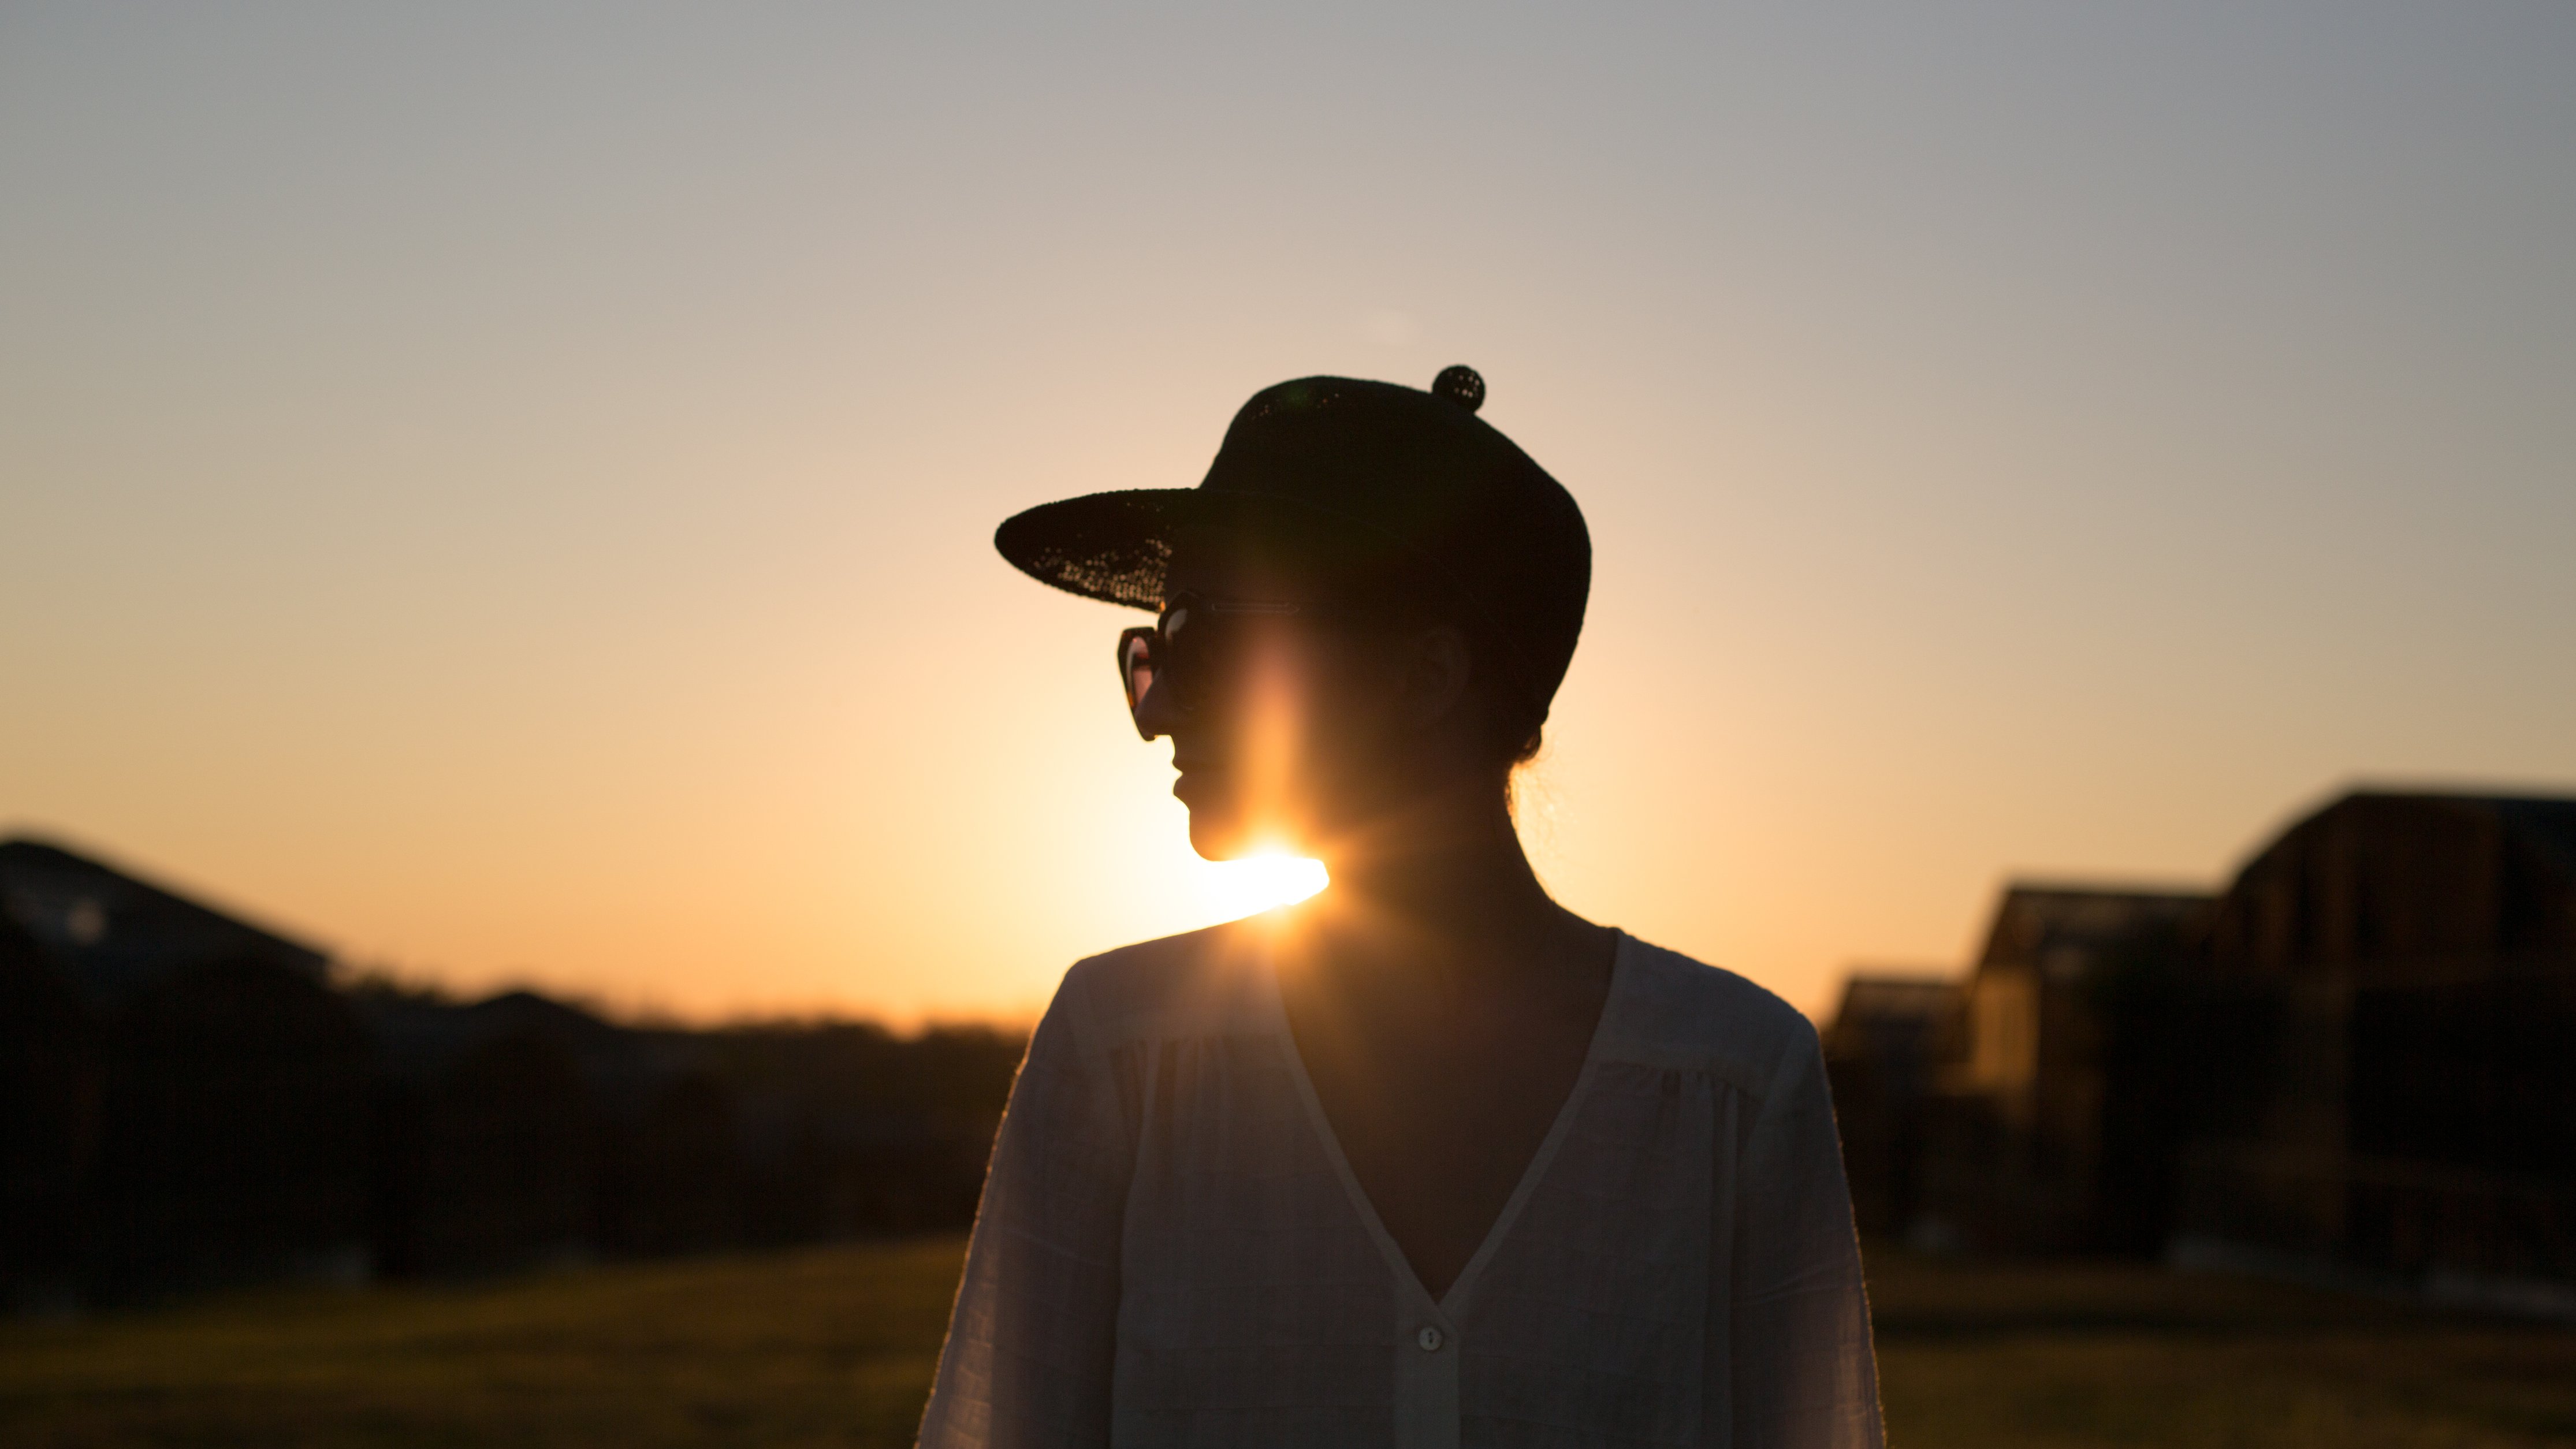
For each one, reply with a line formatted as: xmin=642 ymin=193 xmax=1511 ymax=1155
xmin=5 ymin=3 xmax=2571 ymax=1025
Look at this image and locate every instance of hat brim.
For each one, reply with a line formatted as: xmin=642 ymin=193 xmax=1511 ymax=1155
xmin=993 ymin=488 xmax=1380 ymax=613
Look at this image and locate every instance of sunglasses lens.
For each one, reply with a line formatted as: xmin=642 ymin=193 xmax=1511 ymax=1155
xmin=1120 ymin=595 xmax=1261 ymax=740
xmin=1119 ymin=629 xmax=1159 ymax=736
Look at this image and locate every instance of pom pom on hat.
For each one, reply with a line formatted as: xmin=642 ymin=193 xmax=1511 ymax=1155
xmin=1432 ymin=364 xmax=1485 ymax=414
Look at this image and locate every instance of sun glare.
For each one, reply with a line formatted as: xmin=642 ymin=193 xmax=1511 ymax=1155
xmin=1198 ymin=850 xmax=1330 ymax=919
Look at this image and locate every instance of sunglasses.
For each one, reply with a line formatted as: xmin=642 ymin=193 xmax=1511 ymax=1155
xmin=1116 ymin=590 xmax=1348 ymax=740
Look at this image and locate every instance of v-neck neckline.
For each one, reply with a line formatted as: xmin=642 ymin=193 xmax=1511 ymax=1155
xmin=1260 ymin=928 xmax=1631 ymax=1323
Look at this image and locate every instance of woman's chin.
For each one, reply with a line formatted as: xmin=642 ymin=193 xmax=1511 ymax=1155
xmin=1185 ymin=809 xmax=1249 ymax=862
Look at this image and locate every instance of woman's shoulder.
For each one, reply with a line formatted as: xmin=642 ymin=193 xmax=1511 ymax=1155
xmin=1049 ymin=914 xmax=1282 ymax=1049
xmin=1598 ymin=932 xmax=1823 ymax=1098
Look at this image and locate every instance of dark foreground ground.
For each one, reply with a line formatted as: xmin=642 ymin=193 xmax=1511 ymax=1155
xmin=5 ymin=1237 xmax=2573 ymax=1447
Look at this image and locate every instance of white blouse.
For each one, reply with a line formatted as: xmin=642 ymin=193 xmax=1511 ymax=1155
xmin=917 ymin=919 xmax=1884 ymax=1449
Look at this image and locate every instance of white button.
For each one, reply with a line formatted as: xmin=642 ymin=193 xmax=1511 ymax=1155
xmin=1416 ymin=1325 xmax=1444 ymax=1352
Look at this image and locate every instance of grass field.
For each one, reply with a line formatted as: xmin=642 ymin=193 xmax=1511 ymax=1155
xmin=5 ymin=1238 xmax=2573 ymax=1447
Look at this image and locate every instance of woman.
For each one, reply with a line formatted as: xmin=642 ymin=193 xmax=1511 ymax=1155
xmin=920 ymin=368 xmax=1882 ymax=1448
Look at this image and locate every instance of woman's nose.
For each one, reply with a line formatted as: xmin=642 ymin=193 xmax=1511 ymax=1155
xmin=1133 ymin=662 xmax=1189 ymax=739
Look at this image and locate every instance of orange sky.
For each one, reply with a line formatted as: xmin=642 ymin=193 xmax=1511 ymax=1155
xmin=5 ymin=6 xmax=2573 ymax=1025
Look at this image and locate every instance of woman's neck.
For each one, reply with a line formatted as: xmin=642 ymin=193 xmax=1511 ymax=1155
xmin=1304 ymin=779 xmax=1600 ymax=993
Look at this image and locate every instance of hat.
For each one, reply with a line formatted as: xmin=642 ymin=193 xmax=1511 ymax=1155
xmin=993 ymin=365 xmax=1592 ymax=718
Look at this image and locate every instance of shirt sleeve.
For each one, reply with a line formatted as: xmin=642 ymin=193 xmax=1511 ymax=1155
xmin=917 ymin=967 xmax=1134 ymax=1449
xmin=1728 ymin=1021 xmax=1886 ymax=1449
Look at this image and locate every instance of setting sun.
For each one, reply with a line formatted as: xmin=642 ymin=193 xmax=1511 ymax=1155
xmin=1196 ymin=851 xmax=1330 ymax=919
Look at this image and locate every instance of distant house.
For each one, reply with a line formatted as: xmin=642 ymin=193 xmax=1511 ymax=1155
xmin=2176 ymin=792 xmax=2576 ymax=1287
xmin=0 ymin=837 xmax=329 ymax=996
xmin=0 ymin=911 xmax=96 ymax=1310
xmin=1822 ymin=975 xmax=1961 ymax=1238
xmin=0 ymin=839 xmax=368 ymax=1302
xmin=1 ymin=830 xmax=1037 ymax=1308
xmin=1908 ymin=884 xmax=2213 ymax=1254
xmin=1827 ymin=789 xmax=2576 ymax=1293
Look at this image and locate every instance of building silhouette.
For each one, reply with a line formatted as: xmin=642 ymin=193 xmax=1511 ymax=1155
xmin=1 ymin=836 xmax=1024 ymax=1310
xmin=35 ymin=783 xmax=2561 ymax=1309
xmin=1829 ymin=789 xmax=2576 ymax=1298
xmin=1821 ymin=976 xmax=1960 ymax=1242
xmin=2177 ymin=792 xmax=2576 ymax=1286
xmin=0 ymin=839 xmax=367 ymax=1305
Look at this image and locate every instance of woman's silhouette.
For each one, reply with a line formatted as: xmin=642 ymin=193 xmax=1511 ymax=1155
xmin=920 ymin=368 xmax=1883 ymax=1448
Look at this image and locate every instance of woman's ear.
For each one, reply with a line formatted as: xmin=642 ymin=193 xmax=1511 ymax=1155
xmin=1397 ymin=624 xmax=1475 ymax=732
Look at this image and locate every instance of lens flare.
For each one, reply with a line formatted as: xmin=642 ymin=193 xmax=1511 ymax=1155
xmin=1198 ymin=850 xmax=1330 ymax=918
